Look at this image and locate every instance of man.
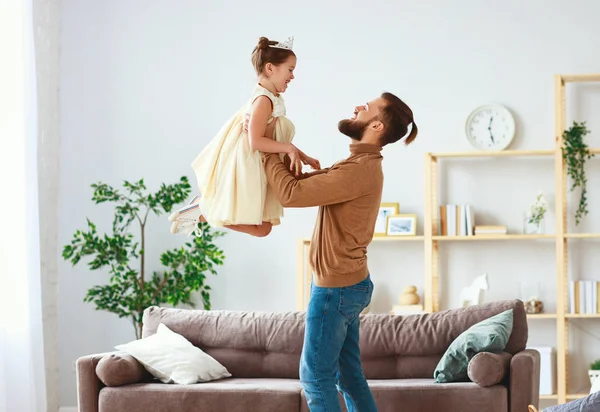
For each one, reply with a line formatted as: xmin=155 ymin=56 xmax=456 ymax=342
xmin=261 ymin=92 xmax=417 ymax=412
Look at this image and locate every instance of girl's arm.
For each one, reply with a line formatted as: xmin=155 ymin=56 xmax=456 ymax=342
xmin=296 ymin=148 xmax=321 ymax=170
xmin=247 ymin=96 xmax=296 ymax=155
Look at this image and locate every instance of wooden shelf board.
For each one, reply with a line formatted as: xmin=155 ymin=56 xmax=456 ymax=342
xmin=302 ymin=236 xmax=425 ymax=244
xmin=430 ymin=150 xmax=554 ymax=158
xmin=591 ymin=148 xmax=600 ymax=155
xmin=560 ymin=73 xmax=600 ymax=83
xmin=539 ymin=394 xmax=558 ymax=400
xmin=433 ymin=234 xmax=555 ymax=241
xmin=372 ymin=236 xmax=425 ymax=242
xmin=566 ymin=393 xmax=589 ymax=400
xmin=564 ymin=233 xmax=600 ymax=239
xmin=527 ymin=314 xmax=557 ymax=319
xmin=538 ymin=393 xmax=590 ymax=401
xmin=565 ymin=314 xmax=600 ymax=319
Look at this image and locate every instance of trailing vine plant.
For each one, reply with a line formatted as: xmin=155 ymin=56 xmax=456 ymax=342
xmin=561 ymin=121 xmax=595 ymax=225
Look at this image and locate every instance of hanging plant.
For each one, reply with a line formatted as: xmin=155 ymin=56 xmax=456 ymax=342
xmin=561 ymin=121 xmax=595 ymax=225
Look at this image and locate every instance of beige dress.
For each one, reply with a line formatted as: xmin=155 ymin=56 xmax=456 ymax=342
xmin=191 ymin=84 xmax=295 ymax=227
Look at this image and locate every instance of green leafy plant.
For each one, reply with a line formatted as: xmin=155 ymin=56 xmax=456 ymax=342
xmin=527 ymin=191 xmax=548 ymax=226
xmin=561 ymin=121 xmax=595 ymax=225
xmin=591 ymin=359 xmax=600 ymax=371
xmin=62 ymin=176 xmax=225 ymax=338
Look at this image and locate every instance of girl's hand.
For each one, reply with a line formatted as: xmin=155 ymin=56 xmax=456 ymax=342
xmin=302 ymin=154 xmax=321 ymax=170
xmin=287 ymin=145 xmax=303 ymax=177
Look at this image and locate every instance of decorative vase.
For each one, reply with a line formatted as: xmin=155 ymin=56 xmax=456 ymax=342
xmin=523 ymin=298 xmax=544 ymax=314
xmin=589 ymin=370 xmax=600 ymax=387
xmin=399 ymin=286 xmax=420 ymax=305
xmin=523 ymin=213 xmax=544 ymax=234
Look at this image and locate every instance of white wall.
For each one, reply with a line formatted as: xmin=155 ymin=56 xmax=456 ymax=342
xmin=58 ymin=0 xmax=600 ymax=407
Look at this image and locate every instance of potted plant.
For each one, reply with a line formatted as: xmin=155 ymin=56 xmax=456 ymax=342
xmin=62 ymin=176 xmax=225 ymax=338
xmin=562 ymin=121 xmax=595 ymax=225
xmin=524 ymin=191 xmax=548 ymax=234
xmin=590 ymin=359 xmax=600 ymax=387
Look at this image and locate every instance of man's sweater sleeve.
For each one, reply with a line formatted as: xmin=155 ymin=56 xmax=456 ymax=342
xmin=262 ymin=153 xmax=363 ymax=208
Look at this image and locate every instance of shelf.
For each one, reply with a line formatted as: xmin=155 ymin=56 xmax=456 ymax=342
xmin=433 ymin=234 xmax=555 ymax=241
xmin=430 ymin=150 xmax=554 ymax=158
xmin=566 ymin=393 xmax=589 ymax=400
xmin=302 ymin=236 xmax=425 ymax=244
xmin=539 ymin=393 xmax=589 ymax=401
xmin=372 ymin=236 xmax=424 ymax=242
xmin=565 ymin=314 xmax=600 ymax=319
xmin=560 ymin=73 xmax=600 ymax=83
xmin=564 ymin=233 xmax=600 ymax=239
xmin=527 ymin=314 xmax=557 ymax=319
xmin=539 ymin=394 xmax=558 ymax=400
xmin=428 ymin=147 xmax=599 ymax=158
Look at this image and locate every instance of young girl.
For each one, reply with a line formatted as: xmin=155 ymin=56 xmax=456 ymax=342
xmin=169 ymin=36 xmax=319 ymax=237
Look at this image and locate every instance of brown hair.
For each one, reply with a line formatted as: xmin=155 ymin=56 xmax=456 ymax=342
xmin=251 ymin=36 xmax=295 ymax=75
xmin=378 ymin=92 xmax=418 ymax=146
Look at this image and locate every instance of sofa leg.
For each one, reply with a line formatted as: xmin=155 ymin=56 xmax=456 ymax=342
xmin=528 ymin=406 xmax=539 ymax=412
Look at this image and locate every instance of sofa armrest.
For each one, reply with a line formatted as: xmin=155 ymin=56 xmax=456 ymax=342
xmin=76 ymin=352 xmax=116 ymax=412
xmin=510 ymin=349 xmax=540 ymax=412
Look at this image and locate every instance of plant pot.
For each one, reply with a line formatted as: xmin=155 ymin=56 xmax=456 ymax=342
xmin=589 ymin=370 xmax=600 ymax=387
xmin=523 ymin=214 xmax=545 ymax=234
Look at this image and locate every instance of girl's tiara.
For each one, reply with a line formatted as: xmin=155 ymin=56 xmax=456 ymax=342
xmin=271 ymin=36 xmax=294 ymax=51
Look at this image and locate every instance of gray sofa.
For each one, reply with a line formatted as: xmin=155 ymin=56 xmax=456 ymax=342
xmin=76 ymin=299 xmax=540 ymax=412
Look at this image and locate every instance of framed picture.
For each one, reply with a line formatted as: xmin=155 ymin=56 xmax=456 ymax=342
xmin=374 ymin=203 xmax=400 ymax=236
xmin=386 ymin=214 xmax=417 ymax=236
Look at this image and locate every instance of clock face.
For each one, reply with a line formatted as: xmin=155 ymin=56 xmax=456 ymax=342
xmin=465 ymin=104 xmax=515 ymax=150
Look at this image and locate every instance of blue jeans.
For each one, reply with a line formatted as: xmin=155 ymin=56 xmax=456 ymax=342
xmin=300 ymin=275 xmax=377 ymax=412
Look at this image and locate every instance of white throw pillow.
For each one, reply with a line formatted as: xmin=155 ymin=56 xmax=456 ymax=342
xmin=591 ymin=376 xmax=600 ymax=394
xmin=115 ymin=323 xmax=231 ymax=384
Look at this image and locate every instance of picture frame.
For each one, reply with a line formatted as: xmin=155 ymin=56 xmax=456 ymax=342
xmin=386 ymin=214 xmax=417 ymax=236
xmin=374 ymin=203 xmax=400 ymax=236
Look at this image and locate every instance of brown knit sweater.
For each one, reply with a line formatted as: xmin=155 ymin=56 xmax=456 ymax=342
xmin=262 ymin=143 xmax=384 ymax=287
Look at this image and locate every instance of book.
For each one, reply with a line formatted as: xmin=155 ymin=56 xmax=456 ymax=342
xmin=439 ymin=205 xmax=447 ymax=236
xmin=439 ymin=204 xmax=475 ymax=236
xmin=569 ymin=280 xmax=600 ymax=314
xmin=474 ymin=225 xmax=507 ymax=235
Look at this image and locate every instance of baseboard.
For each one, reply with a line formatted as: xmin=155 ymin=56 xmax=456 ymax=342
xmin=59 ymin=407 xmax=77 ymax=412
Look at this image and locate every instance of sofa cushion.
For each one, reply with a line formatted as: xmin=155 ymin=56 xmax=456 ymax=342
xmin=142 ymin=300 xmax=528 ymax=380
xmin=142 ymin=308 xmax=306 ymax=379
xmin=115 ymin=323 xmax=231 ymax=384
xmin=299 ymin=379 xmax=508 ymax=412
xmin=434 ymin=309 xmax=513 ymax=383
xmin=98 ymin=378 xmax=303 ymax=412
xmin=468 ymin=351 xmax=512 ymax=387
xmin=96 ymin=352 xmax=150 ymax=387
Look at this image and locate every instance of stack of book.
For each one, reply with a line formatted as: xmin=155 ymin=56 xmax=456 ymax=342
xmin=474 ymin=225 xmax=507 ymax=235
xmin=439 ymin=205 xmax=475 ymax=236
xmin=569 ymin=280 xmax=600 ymax=314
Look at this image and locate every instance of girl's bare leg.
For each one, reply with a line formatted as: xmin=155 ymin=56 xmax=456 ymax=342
xmin=200 ymin=216 xmax=272 ymax=238
xmin=225 ymin=222 xmax=272 ymax=237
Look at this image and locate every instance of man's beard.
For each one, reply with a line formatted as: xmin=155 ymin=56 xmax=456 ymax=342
xmin=338 ymin=119 xmax=369 ymax=141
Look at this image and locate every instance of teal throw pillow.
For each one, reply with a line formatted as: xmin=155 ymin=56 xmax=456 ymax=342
xmin=434 ymin=309 xmax=513 ymax=383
